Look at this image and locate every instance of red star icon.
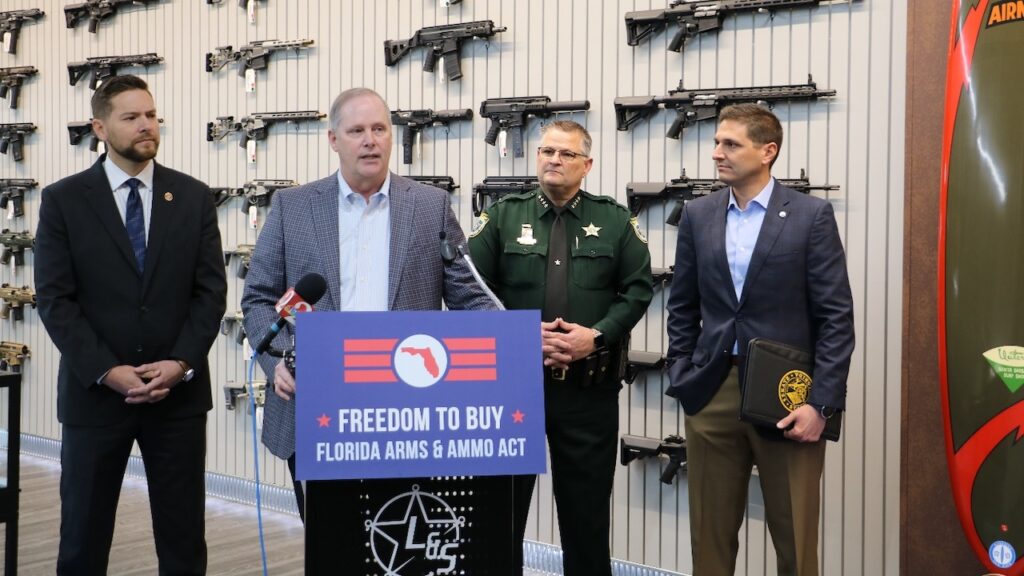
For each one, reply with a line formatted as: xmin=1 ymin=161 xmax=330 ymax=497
xmin=317 ymin=413 xmax=331 ymax=428
xmin=511 ymin=409 xmax=525 ymax=424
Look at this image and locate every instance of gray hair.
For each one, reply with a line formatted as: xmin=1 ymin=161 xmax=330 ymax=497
xmin=540 ymin=119 xmax=592 ymax=157
xmin=328 ymin=87 xmax=391 ymax=132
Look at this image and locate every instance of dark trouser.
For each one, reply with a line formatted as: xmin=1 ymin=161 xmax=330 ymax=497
xmin=512 ymin=379 xmax=619 ymax=576
xmin=58 ymin=413 xmax=208 ymax=576
xmin=286 ymin=454 xmax=305 ymax=522
xmin=685 ymin=367 xmax=826 ymax=576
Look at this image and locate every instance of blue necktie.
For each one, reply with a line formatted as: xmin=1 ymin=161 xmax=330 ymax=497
xmin=125 ymin=178 xmax=146 ymax=275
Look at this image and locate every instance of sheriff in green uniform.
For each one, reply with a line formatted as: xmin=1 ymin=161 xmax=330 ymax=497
xmin=469 ymin=120 xmax=653 ymax=576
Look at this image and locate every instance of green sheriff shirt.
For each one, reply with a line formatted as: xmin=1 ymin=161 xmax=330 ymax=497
xmin=468 ymin=188 xmax=653 ymax=351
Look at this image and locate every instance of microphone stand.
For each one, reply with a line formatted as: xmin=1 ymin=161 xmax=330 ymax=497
xmin=440 ymin=232 xmax=505 ymax=311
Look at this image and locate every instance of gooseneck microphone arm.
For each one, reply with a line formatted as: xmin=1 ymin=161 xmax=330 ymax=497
xmin=440 ymin=231 xmax=506 ymax=311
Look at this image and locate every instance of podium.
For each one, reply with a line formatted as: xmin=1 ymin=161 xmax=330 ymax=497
xmin=0 ymin=371 xmax=21 ymax=575
xmin=295 ymin=311 xmax=544 ymax=576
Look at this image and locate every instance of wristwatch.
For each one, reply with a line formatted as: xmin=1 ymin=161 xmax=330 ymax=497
xmin=176 ymin=360 xmax=195 ymax=383
xmin=592 ymin=329 xmax=606 ymax=351
xmin=810 ymin=403 xmax=836 ymax=420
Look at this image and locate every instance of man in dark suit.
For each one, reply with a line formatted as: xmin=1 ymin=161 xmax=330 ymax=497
xmin=241 ymin=87 xmax=494 ymax=520
xmin=665 ymin=103 xmax=854 ymax=576
xmin=35 ymin=75 xmax=227 ymax=575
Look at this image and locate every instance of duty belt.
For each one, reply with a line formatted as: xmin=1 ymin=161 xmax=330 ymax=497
xmin=548 ymin=347 xmax=612 ymax=388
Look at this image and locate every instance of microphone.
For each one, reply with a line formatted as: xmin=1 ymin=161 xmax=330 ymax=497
xmin=253 ymin=273 xmax=328 ymax=355
xmin=439 ymin=231 xmax=505 ymax=311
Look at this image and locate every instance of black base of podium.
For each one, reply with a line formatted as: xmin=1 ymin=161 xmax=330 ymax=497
xmin=305 ymin=476 xmax=514 ymax=575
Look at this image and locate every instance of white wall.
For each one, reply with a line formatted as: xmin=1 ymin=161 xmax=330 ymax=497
xmin=0 ymin=0 xmax=904 ymax=573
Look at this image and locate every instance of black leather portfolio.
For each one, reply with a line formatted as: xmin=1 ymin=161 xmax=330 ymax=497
xmin=740 ymin=338 xmax=842 ymax=442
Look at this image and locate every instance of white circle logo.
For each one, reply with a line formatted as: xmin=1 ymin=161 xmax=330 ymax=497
xmin=393 ymin=335 xmax=448 ymax=388
xmin=989 ymin=540 xmax=1017 ymax=569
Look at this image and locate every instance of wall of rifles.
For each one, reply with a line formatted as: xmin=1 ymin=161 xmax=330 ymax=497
xmin=0 ymin=0 xmax=905 ymax=574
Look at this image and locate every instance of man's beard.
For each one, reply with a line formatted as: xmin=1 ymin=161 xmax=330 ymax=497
xmin=111 ymin=139 xmax=159 ymax=163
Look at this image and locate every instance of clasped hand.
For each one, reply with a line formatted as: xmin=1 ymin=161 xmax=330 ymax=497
xmin=541 ymin=318 xmax=597 ymax=370
xmin=102 ymin=360 xmax=186 ymax=404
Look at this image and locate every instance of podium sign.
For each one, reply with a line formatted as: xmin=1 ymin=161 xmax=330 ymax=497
xmin=295 ymin=310 xmax=546 ymax=480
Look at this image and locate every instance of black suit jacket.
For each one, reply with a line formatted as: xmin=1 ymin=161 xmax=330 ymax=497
xmin=35 ymin=157 xmax=227 ymax=426
xmin=665 ymin=182 xmax=855 ymax=415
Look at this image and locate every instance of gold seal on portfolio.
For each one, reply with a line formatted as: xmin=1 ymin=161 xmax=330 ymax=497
xmin=777 ymin=369 xmax=812 ymax=412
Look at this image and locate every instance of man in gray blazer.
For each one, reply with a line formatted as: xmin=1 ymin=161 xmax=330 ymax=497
xmin=241 ymin=87 xmax=495 ymax=519
xmin=666 ymin=104 xmax=854 ymax=576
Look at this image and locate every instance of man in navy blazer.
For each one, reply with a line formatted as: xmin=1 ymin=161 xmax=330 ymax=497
xmin=35 ymin=75 xmax=227 ymax=574
xmin=666 ymin=104 xmax=854 ymax=576
xmin=241 ymin=87 xmax=495 ymax=519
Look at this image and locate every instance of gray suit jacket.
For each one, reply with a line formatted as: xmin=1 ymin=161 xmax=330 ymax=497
xmin=241 ymin=172 xmax=495 ymax=459
xmin=665 ymin=182 xmax=855 ymax=415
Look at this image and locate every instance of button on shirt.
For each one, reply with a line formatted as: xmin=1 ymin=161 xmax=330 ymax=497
xmin=726 ymin=178 xmax=774 ymax=353
xmin=337 ymin=171 xmax=391 ymax=311
xmin=103 ymin=156 xmax=154 ymax=242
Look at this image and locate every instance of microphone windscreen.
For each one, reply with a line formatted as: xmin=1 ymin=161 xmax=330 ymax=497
xmin=294 ymin=273 xmax=327 ymax=306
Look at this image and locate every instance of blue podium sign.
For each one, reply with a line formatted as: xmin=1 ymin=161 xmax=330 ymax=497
xmin=295 ymin=310 xmax=545 ymax=481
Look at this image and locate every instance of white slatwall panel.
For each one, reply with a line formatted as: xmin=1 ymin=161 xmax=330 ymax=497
xmin=0 ymin=1 xmax=904 ymax=574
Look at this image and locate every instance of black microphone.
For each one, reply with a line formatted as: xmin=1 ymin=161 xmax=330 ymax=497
xmin=439 ymin=231 xmax=457 ymax=263
xmin=253 ymin=273 xmax=328 ymax=355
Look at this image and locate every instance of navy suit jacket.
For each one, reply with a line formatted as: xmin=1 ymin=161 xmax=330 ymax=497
xmin=35 ymin=157 xmax=227 ymax=426
xmin=665 ymin=181 xmax=855 ymax=415
xmin=241 ymin=172 xmax=496 ymax=459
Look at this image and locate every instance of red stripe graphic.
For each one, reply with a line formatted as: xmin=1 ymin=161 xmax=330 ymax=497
xmin=443 ymin=338 xmax=496 ymax=351
xmin=344 ymin=370 xmax=398 ymax=383
xmin=446 ymin=368 xmax=497 ymax=381
xmin=344 ymin=339 xmax=398 ymax=352
xmin=344 ymin=354 xmax=391 ymax=368
xmin=450 ymin=353 xmax=496 ymax=366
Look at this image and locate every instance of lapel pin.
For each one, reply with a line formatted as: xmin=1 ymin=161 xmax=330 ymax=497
xmin=164 ymin=192 xmax=174 ymax=201
xmin=779 ymin=210 xmax=787 ymax=218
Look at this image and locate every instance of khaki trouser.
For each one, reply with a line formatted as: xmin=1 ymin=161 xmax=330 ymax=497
xmin=685 ymin=367 xmax=826 ymax=576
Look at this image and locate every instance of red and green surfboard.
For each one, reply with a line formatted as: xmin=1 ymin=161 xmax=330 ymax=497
xmin=939 ymin=1 xmax=1024 ymax=574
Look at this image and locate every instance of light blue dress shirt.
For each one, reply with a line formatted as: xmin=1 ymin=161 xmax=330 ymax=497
xmin=726 ymin=177 xmax=774 ymax=353
xmin=337 ymin=171 xmax=391 ymax=311
xmin=103 ymin=157 xmax=154 ymax=242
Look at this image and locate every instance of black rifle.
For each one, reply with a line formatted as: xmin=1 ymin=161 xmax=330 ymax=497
xmin=615 ymin=75 xmax=836 ymax=138
xmin=0 ymin=229 xmax=33 ymax=267
xmin=391 ymin=108 xmax=474 ymax=164
xmin=65 ymin=0 xmax=160 ymax=34
xmin=0 ymin=341 xmax=30 ymax=372
xmin=68 ymin=53 xmax=164 ymax=90
xmin=479 ymin=96 xmax=591 ymax=158
xmin=205 ymin=39 xmax=314 ymax=77
xmin=69 ymin=117 xmax=163 ymax=151
xmin=240 ymin=179 xmax=297 ymax=211
xmin=0 ymin=123 xmax=36 ymax=162
xmin=623 ymin=350 xmax=667 ymax=385
xmin=384 ymin=20 xmax=506 ymax=81
xmin=210 ymin=186 xmax=242 ymax=207
xmin=627 ymin=168 xmax=838 ymax=226
xmin=472 ymin=176 xmax=538 ymax=216
xmin=0 ymin=9 xmax=44 ymax=55
xmin=620 ymin=434 xmax=687 ymax=484
xmin=651 ymin=266 xmax=674 ymax=291
xmin=206 ymin=111 xmax=325 ymax=148
xmin=0 ymin=284 xmax=35 ymax=322
xmin=442 ymin=0 xmax=464 ymax=5
xmin=0 ymin=66 xmax=38 ymax=109
xmin=407 ymin=176 xmax=459 ymax=194
xmin=0 ymin=179 xmax=37 ymax=218
xmin=224 ymin=244 xmax=255 ymax=279
xmin=625 ymin=0 xmax=856 ymax=52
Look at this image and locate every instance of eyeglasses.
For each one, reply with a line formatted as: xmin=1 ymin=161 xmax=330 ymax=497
xmin=537 ymin=147 xmax=588 ymax=161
